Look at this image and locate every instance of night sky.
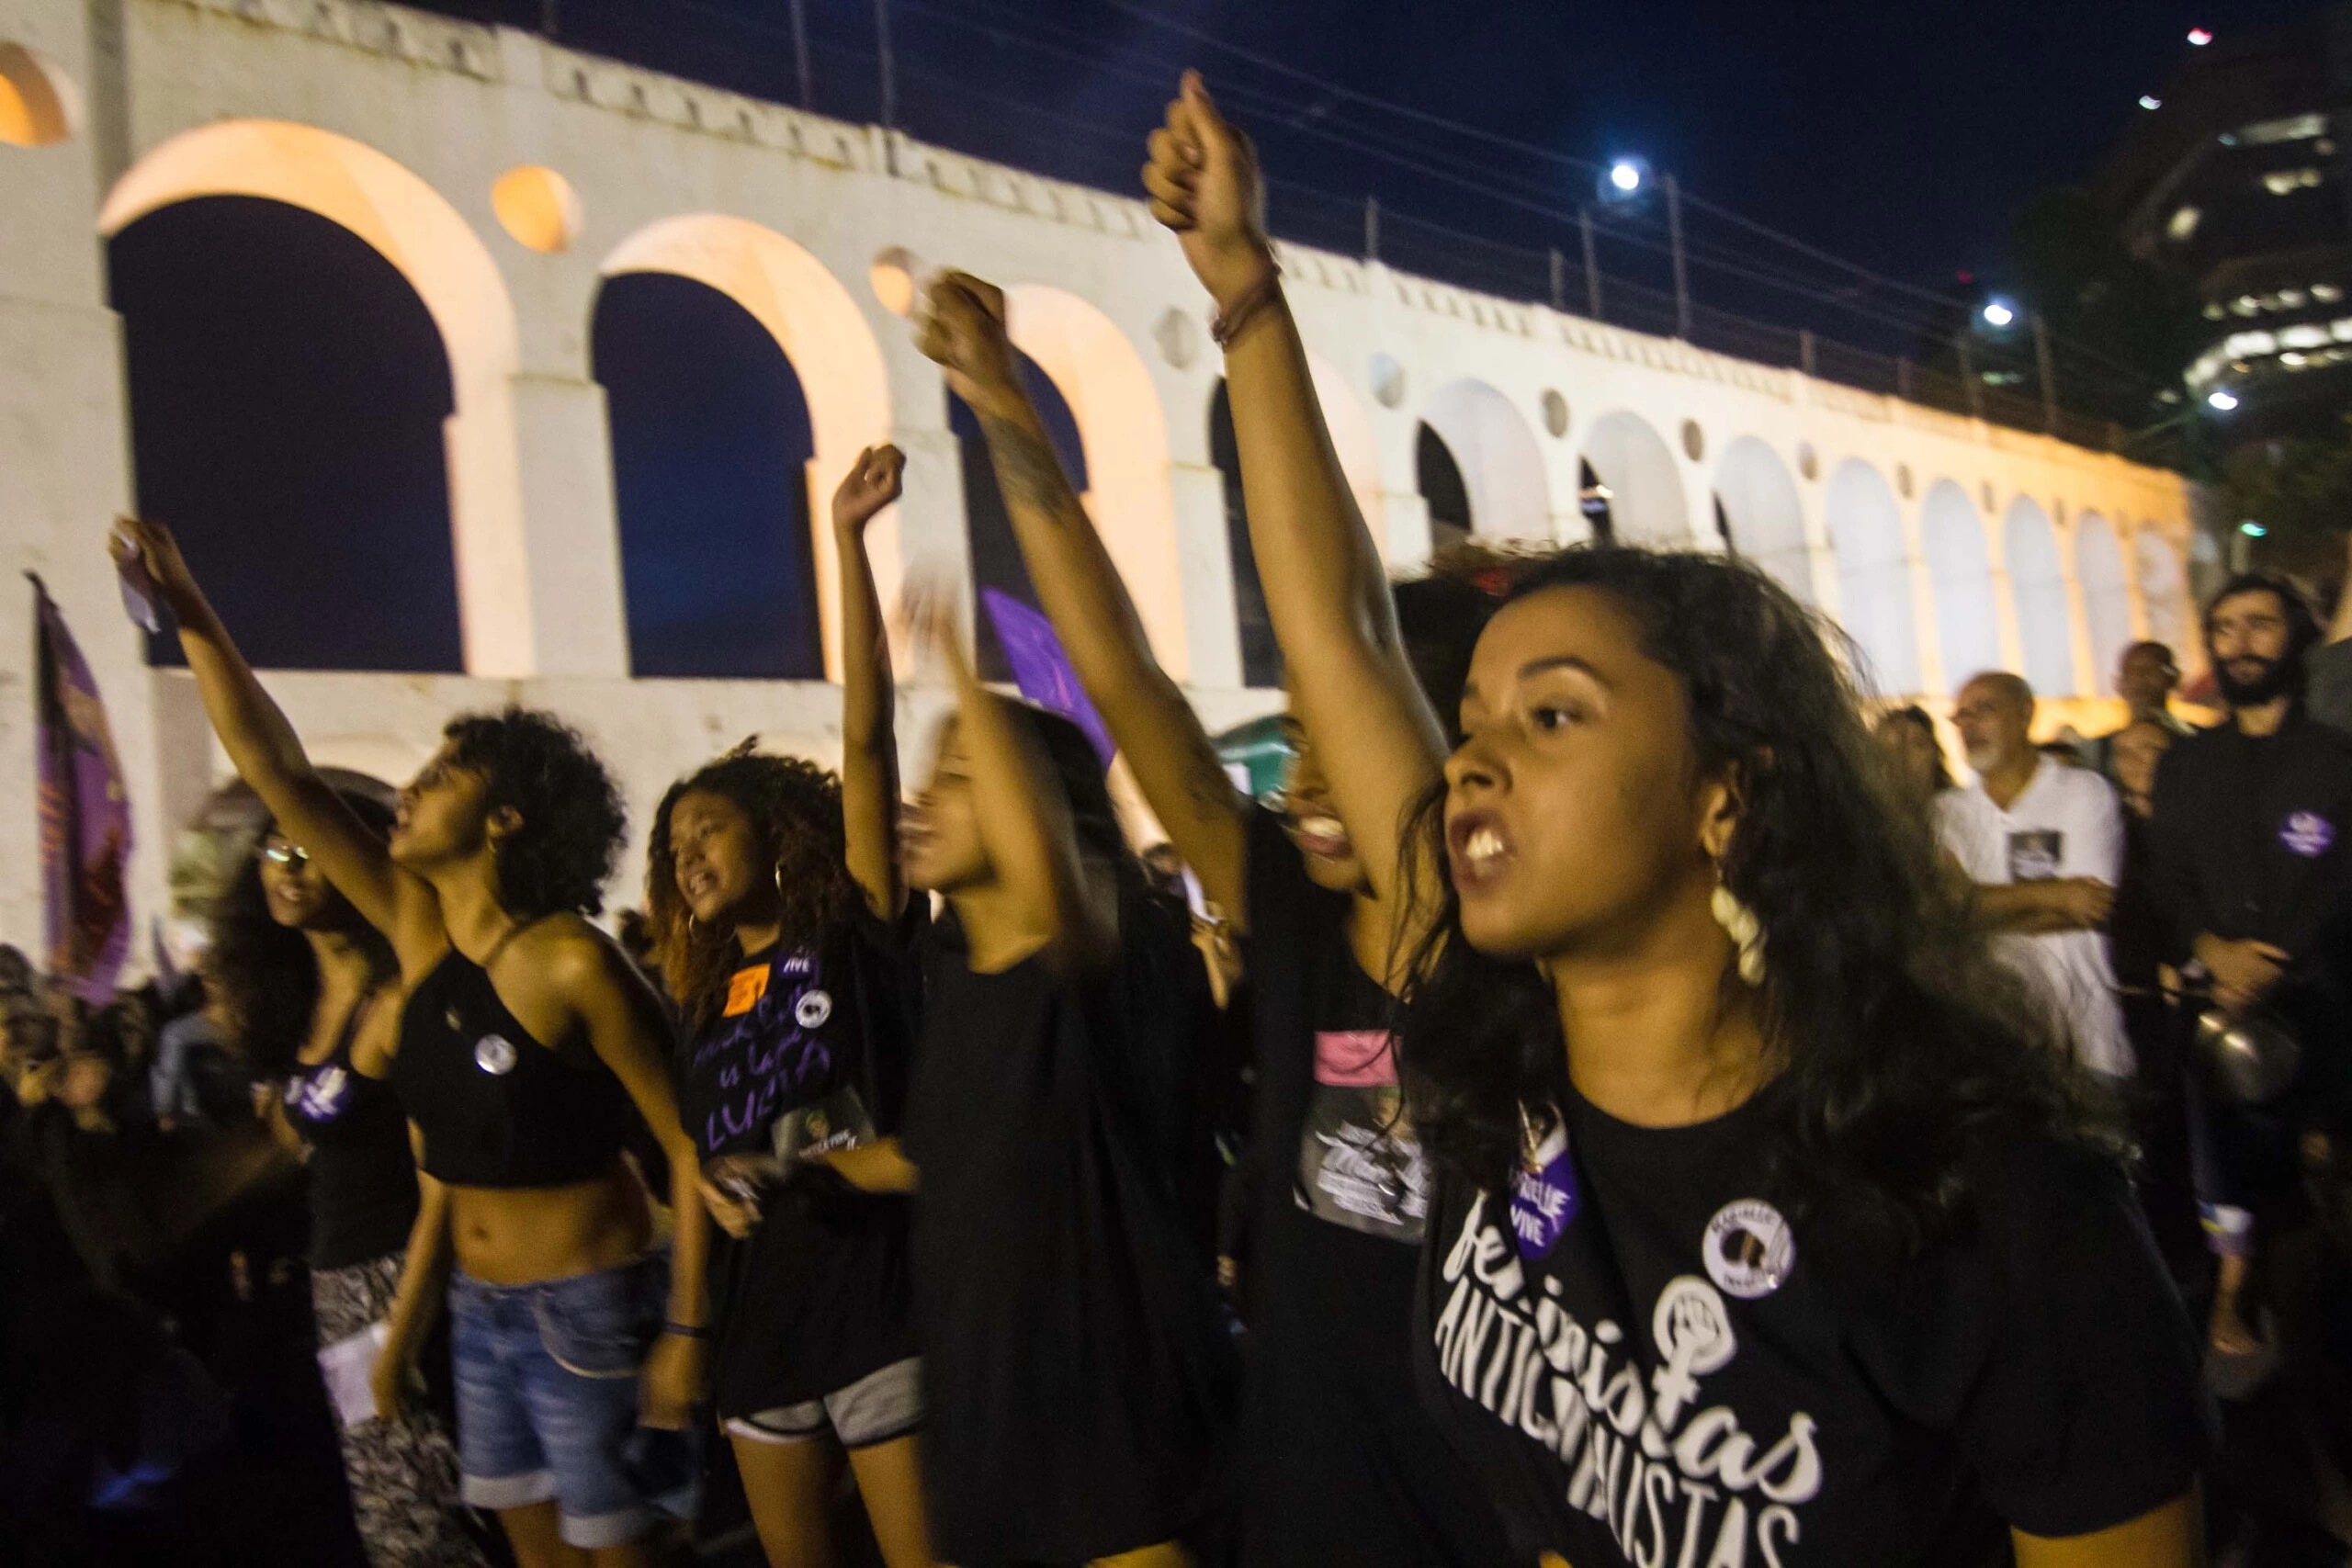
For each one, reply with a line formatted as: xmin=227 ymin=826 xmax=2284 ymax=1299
xmin=110 ymin=0 xmax=2317 ymax=671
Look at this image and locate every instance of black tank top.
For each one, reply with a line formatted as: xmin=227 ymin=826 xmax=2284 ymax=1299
xmin=392 ymin=942 xmax=640 ymax=1189
xmin=282 ymin=992 xmax=421 ymax=1270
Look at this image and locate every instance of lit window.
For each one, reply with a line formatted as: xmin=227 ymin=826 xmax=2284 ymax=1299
xmin=2332 ymin=317 xmax=2352 ymax=342
xmin=2167 ymin=205 xmax=2203 ymax=241
xmin=2313 ymin=284 xmax=2345 ymax=303
xmin=2233 ymin=296 xmax=2261 ymax=316
xmin=2280 ymin=324 xmax=2329 ymax=349
xmin=2242 ymin=114 xmax=2327 ymax=145
xmin=2322 ymin=139 xmax=2340 ymax=157
xmin=2280 ymin=288 xmax=2309 ymax=309
xmin=2260 ymin=167 xmax=2324 ymax=196
xmin=2204 ymin=301 xmax=2227 ymax=320
xmin=2226 ymin=331 xmax=2278 ymax=357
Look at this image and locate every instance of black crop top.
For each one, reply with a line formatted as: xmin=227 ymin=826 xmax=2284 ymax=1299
xmin=282 ymin=993 xmax=421 ymax=1270
xmin=392 ymin=946 xmax=640 ymax=1189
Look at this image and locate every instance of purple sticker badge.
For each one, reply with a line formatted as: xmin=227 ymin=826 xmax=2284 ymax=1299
xmin=2281 ymin=811 xmax=2335 ymax=859
xmin=1510 ymin=1106 xmax=1578 ymax=1258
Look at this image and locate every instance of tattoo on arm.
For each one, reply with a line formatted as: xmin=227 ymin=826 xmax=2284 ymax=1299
xmin=977 ymin=412 xmax=1081 ymax=527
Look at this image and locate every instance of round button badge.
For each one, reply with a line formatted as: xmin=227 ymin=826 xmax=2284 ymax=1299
xmin=474 ymin=1033 xmax=518 ymax=1076
xmin=795 ymin=989 xmax=833 ymax=1030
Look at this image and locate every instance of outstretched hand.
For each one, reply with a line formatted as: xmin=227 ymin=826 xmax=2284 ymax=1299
xmin=1143 ymin=71 xmax=1272 ymax=311
xmin=831 ymin=444 xmax=907 ymax=536
xmin=110 ymin=516 xmax=203 ymax=621
xmin=915 ymin=272 xmax=1018 ymax=405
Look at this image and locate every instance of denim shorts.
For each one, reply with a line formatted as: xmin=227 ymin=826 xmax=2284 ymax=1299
xmin=447 ymin=1254 xmax=698 ymax=1549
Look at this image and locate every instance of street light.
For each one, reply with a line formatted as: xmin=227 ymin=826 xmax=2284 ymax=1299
xmin=2188 ymin=28 xmax=2212 ymax=46
xmin=1609 ymin=160 xmax=1643 ymax=195
xmin=2240 ymin=520 xmax=2267 ymax=537
xmin=1981 ymin=299 xmax=2018 ymax=329
xmin=2140 ymin=96 xmax=2163 ymax=110
xmin=2208 ymin=388 xmax=2241 ymax=411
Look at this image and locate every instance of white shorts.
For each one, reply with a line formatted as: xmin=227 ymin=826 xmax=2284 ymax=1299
xmin=722 ymin=1355 xmax=923 ymax=1450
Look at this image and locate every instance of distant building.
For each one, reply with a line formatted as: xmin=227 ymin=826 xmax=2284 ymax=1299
xmin=2099 ymin=10 xmax=2352 ymax=436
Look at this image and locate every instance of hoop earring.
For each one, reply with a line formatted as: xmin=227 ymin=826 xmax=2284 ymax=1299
xmin=1710 ymin=868 xmax=1767 ymax=987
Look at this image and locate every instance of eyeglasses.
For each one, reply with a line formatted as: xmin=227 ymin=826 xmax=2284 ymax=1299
xmin=262 ymin=843 xmax=311 ymax=869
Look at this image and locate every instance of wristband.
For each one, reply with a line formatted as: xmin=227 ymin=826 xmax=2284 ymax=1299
xmin=663 ymin=1321 xmax=710 ymax=1340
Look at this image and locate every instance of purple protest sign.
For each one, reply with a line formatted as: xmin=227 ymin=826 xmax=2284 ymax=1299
xmin=31 ymin=576 xmax=133 ymax=1004
xmin=979 ymin=587 xmax=1115 ymax=769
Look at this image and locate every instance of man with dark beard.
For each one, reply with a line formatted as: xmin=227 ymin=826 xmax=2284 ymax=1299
xmin=2149 ymin=574 xmax=2352 ymax=1373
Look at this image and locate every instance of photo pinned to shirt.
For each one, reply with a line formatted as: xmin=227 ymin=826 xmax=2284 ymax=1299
xmin=1702 ymin=1198 xmax=1795 ymax=1299
xmin=2280 ymin=810 xmax=2335 ymax=859
xmin=2005 ymin=829 xmax=2063 ymax=883
xmin=1295 ymin=1028 xmax=1430 ymax=1241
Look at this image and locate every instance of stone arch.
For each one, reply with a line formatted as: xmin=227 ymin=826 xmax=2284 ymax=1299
xmin=1420 ymin=378 xmax=1550 ymax=542
xmin=2136 ymin=529 xmax=2195 ymax=664
xmin=1713 ymin=436 xmax=1809 ymax=602
xmin=0 ymin=41 xmax=78 ymax=147
xmin=1579 ymin=411 xmax=1690 ymax=546
xmin=2074 ymin=512 xmax=2132 ymax=697
xmin=1003 ymin=283 xmax=1188 ymax=680
xmin=1306 ymin=350 xmax=1385 ymax=542
xmin=1922 ymin=479 xmax=2001 ymax=690
xmin=99 ymin=119 xmax=529 ymax=674
xmin=2004 ymin=496 xmax=2075 ymax=696
xmin=1824 ymin=459 xmax=1920 ymax=696
xmin=602 ymin=213 xmax=892 ymax=682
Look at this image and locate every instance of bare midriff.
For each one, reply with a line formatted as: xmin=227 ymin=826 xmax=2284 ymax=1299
xmin=447 ymin=1159 xmax=653 ymax=1285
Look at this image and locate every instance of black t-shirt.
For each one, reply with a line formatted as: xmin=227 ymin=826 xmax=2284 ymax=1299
xmin=676 ymin=921 xmax=916 ymax=1416
xmin=1416 ymin=1086 xmax=2211 ymax=1567
xmin=901 ymin=891 xmax=1233 ymax=1565
xmin=1238 ymin=807 xmax=1510 ymax=1567
xmin=2150 ymin=712 xmax=2352 ymax=963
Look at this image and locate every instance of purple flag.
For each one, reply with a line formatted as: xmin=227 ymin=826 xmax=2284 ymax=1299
xmin=979 ymin=588 xmax=1115 ymax=769
xmin=31 ymin=576 xmax=132 ymax=1004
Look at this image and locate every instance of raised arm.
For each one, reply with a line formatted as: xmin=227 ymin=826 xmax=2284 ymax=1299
xmin=114 ymin=519 xmax=437 ymax=964
xmin=916 ymin=276 xmax=1251 ymax=925
xmin=832 ymin=446 xmax=909 ymax=922
xmin=1144 ymin=74 xmax=1445 ymax=904
xmin=912 ymin=592 xmax=1106 ymax=967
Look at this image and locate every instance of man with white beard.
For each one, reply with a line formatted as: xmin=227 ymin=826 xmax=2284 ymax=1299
xmin=1935 ymin=671 xmax=2135 ymax=1079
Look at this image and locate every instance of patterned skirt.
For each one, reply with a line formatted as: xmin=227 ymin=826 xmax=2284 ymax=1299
xmin=311 ymin=1252 xmax=492 ymax=1568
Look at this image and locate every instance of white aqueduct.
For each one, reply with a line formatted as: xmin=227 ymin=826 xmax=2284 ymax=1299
xmin=0 ymin=0 xmax=2205 ymax=951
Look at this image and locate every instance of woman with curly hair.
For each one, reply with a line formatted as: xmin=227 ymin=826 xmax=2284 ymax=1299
xmin=640 ymin=450 xmax=932 ymax=1568
xmin=1148 ymin=75 xmax=2208 ymax=1568
xmin=221 ymin=791 xmax=492 ymax=1566
xmin=115 ymin=518 xmax=710 ymax=1568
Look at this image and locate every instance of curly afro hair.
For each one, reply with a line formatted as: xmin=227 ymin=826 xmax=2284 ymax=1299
xmin=442 ymin=708 xmax=627 ymax=919
xmin=646 ymin=745 xmax=865 ymax=1032
xmin=213 ymin=793 xmax=401 ymax=1079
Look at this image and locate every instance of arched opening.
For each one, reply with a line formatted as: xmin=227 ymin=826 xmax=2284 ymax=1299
xmin=0 ymin=41 xmax=77 ymax=147
xmin=109 ymin=196 xmax=462 ymax=671
xmin=1713 ymin=436 xmax=1809 ymax=602
xmin=1210 ymin=381 xmax=1278 ymax=688
xmin=1003 ymin=285 xmax=1188 ymax=681
xmin=2004 ymin=497 xmax=2075 ymax=696
xmin=2074 ymin=512 xmax=2132 ymax=697
xmin=601 ymin=214 xmax=892 ymax=682
xmin=1580 ymin=412 xmax=1690 ymax=547
xmin=950 ymin=354 xmax=1088 ymax=683
xmin=594 ymin=273 xmax=820 ymax=678
xmin=1417 ymin=424 xmax=1474 ymax=552
xmin=1421 ymin=378 xmax=1549 ymax=542
xmin=1922 ymin=479 xmax=2001 ymax=691
xmin=100 ymin=120 xmax=526 ymax=672
xmin=1306 ymin=351 xmax=1386 ymax=544
xmin=1577 ymin=459 xmax=1614 ymax=543
xmin=1824 ymin=459 xmax=1919 ymax=696
xmin=2136 ymin=530 xmax=2194 ymax=664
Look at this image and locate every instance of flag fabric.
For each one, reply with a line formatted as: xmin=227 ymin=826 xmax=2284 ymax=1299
xmin=31 ymin=575 xmax=132 ymax=1003
xmin=978 ymin=587 xmax=1115 ymax=769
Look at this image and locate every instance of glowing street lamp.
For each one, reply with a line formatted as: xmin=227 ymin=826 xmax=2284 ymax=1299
xmin=2140 ymin=96 xmax=2163 ymax=111
xmin=1609 ymin=160 xmax=1643 ymax=194
xmin=2208 ymin=388 xmax=2241 ymax=411
xmin=2188 ymin=28 xmax=2212 ymax=46
xmin=2240 ymin=520 xmax=2267 ymax=537
xmin=1981 ymin=299 xmax=2018 ymax=329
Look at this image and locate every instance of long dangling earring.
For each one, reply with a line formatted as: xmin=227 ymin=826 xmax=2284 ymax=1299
xmin=1710 ymin=867 xmax=1767 ymax=987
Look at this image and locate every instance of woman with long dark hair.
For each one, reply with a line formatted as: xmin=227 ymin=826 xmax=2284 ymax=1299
xmin=638 ymin=447 xmax=933 ymax=1568
xmin=114 ymin=518 xmax=710 ymax=1568
xmin=221 ymin=794 xmax=491 ymax=1566
xmin=821 ymin=486 xmax=1228 ymax=1563
xmin=1148 ymin=76 xmax=2209 ymax=1567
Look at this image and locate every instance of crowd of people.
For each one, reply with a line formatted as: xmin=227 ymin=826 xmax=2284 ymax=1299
xmin=6 ymin=72 xmax=2350 ymax=1567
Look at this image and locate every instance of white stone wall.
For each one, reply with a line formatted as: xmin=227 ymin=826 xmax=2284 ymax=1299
xmin=0 ymin=0 xmax=2200 ymax=956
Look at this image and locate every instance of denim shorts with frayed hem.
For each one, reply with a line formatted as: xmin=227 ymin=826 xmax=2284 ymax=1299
xmin=448 ymin=1253 xmax=698 ymax=1549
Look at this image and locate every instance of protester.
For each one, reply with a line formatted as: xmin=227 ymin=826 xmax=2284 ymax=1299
xmin=2299 ymin=534 xmax=2352 ymax=734
xmin=2086 ymin=641 xmax=2188 ymax=778
xmin=214 ymin=795 xmax=489 ymax=1566
xmin=114 ymin=516 xmax=711 ymax=1566
xmin=1148 ymin=70 xmax=2206 ymax=1567
xmin=824 ymin=466 xmax=1229 ymax=1563
xmin=640 ymin=448 xmax=933 ymax=1568
xmin=2148 ymin=573 xmax=2352 ymax=1359
xmin=1938 ymin=671 xmax=2134 ymax=1080
xmin=912 ymin=265 xmax=1505 ymax=1564
xmin=1872 ymin=704 xmax=1951 ymax=819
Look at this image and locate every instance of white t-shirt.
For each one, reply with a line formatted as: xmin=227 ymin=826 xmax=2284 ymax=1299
xmin=1934 ymin=759 xmax=2134 ymax=1078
